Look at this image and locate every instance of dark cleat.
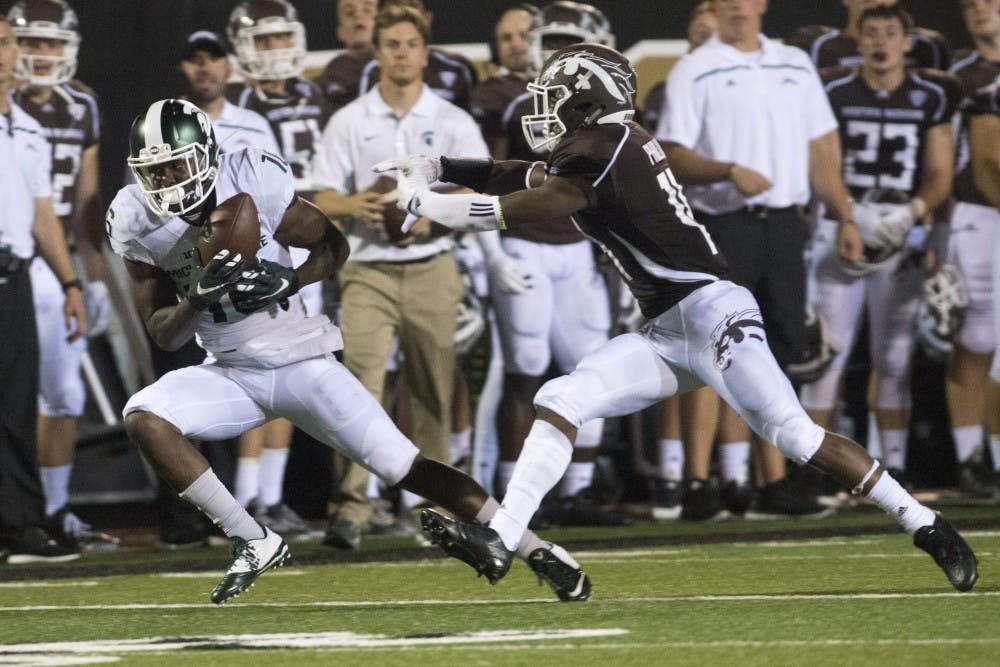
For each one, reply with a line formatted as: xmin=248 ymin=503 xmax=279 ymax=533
xmin=527 ymin=544 xmax=591 ymax=602
xmin=913 ymin=517 xmax=978 ymax=592
xmin=419 ymin=509 xmax=513 ymax=584
xmin=211 ymin=526 xmax=289 ymax=604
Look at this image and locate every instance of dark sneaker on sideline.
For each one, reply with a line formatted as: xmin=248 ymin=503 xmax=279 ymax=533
xmin=681 ymin=479 xmax=727 ymax=521
xmin=721 ymin=480 xmax=755 ymax=516
xmin=955 ymin=462 xmax=1000 ymax=501
xmin=211 ymin=526 xmax=289 ymax=604
xmin=254 ymin=502 xmax=322 ymax=543
xmin=745 ymin=478 xmax=834 ymax=519
xmin=546 ymin=487 xmax=632 ymax=527
xmin=420 ymin=509 xmax=513 ymax=584
xmin=913 ymin=516 xmax=978 ymax=592
xmin=45 ymin=506 xmax=120 ymax=552
xmin=651 ymin=478 xmax=682 ymax=521
xmin=527 ymin=544 xmax=591 ymax=602
xmin=322 ymin=519 xmax=363 ymax=550
xmin=6 ymin=526 xmax=80 ymax=564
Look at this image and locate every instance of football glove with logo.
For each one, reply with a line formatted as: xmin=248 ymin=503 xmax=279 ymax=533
xmin=187 ymin=250 xmax=246 ymax=311
xmin=230 ymin=259 xmax=300 ymax=314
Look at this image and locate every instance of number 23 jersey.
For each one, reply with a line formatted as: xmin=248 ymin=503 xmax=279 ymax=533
xmin=106 ymin=148 xmax=342 ymax=365
xmin=821 ymin=67 xmax=960 ymax=198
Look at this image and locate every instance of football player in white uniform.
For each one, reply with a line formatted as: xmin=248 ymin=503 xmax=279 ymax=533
xmin=8 ymin=0 xmax=116 ymax=551
xmin=107 ymin=98 xmax=590 ymax=604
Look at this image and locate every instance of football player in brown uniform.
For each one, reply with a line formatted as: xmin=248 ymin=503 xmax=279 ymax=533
xmin=225 ymin=0 xmax=334 ymax=540
xmin=483 ymin=2 xmax=629 ymax=527
xmin=378 ymin=42 xmax=979 ymax=594
xmin=799 ymin=5 xmax=960 ymax=489
xmin=8 ymin=0 xmax=116 ymax=551
xmin=786 ymin=0 xmax=952 ymax=70
xmin=940 ymin=0 xmax=1000 ymax=499
xmin=314 ymin=0 xmax=478 ymax=113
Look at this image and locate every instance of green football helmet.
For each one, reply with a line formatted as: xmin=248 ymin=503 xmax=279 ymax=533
xmin=127 ymin=99 xmax=220 ymax=218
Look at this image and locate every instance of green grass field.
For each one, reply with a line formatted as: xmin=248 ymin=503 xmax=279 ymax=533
xmin=2 ymin=505 xmax=998 ymax=666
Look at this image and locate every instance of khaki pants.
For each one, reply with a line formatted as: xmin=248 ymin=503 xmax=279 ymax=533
xmin=329 ymin=252 xmax=462 ymax=524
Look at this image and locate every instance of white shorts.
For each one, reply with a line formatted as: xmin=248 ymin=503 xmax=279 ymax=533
xmin=535 ymin=280 xmax=824 ymax=464
xmin=32 ymin=258 xmax=86 ymax=417
xmin=800 ymin=219 xmax=922 ymax=410
xmin=492 ymin=237 xmax=609 ymax=375
xmin=950 ymin=201 xmax=998 ymax=355
xmin=123 ymin=355 xmax=420 ymax=485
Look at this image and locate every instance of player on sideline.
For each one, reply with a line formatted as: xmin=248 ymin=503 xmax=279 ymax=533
xmin=106 ymin=98 xmax=591 ymax=604
xmin=375 ymin=43 xmax=979 ymax=593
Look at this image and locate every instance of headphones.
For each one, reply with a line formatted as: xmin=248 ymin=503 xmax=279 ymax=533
xmin=490 ymin=2 xmax=541 ymax=66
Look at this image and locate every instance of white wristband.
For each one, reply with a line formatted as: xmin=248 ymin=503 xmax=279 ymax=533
xmin=408 ymin=189 xmax=504 ymax=232
xmin=910 ymin=196 xmax=928 ymax=220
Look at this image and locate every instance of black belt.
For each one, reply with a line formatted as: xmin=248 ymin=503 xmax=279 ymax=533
xmin=0 ymin=255 xmax=30 ymax=275
xmin=698 ymin=205 xmax=798 ymax=220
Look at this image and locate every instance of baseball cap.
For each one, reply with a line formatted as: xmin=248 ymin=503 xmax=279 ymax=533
xmin=180 ymin=30 xmax=228 ymax=61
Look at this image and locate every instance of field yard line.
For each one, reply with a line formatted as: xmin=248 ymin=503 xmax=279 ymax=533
xmin=0 ymin=629 xmax=629 ymax=653
xmin=1 ymin=590 xmax=996 ymax=612
xmin=0 ymin=582 xmax=98 ymax=588
xmin=584 ymin=551 xmax=995 ymax=564
xmin=157 ymin=570 xmax=306 ymax=578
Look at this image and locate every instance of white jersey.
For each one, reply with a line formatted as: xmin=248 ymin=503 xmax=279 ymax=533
xmin=106 ymin=148 xmax=343 ymax=367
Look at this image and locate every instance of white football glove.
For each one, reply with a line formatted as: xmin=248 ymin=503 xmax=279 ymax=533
xmin=852 ymin=200 xmax=914 ymax=250
xmin=371 ymin=155 xmax=441 ymax=206
xmin=487 ymin=253 xmax=532 ymax=294
xmin=83 ymin=280 xmax=112 ymax=337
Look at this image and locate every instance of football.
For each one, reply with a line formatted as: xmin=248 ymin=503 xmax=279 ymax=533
xmin=197 ymin=192 xmax=261 ymax=267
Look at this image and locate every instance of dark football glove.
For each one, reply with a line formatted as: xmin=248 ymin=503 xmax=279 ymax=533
xmin=187 ymin=250 xmax=246 ymax=311
xmin=924 ymin=222 xmax=950 ymax=273
xmin=230 ymin=259 xmax=300 ymax=314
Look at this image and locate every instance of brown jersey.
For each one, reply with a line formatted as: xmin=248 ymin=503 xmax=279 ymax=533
xmin=469 ymin=71 xmax=527 ymax=153
xmin=787 ymin=25 xmax=952 ymax=71
xmin=14 ymin=80 xmax=99 ymax=224
xmin=950 ymin=49 xmax=1000 ymax=205
xmin=546 ymin=122 xmax=728 ymax=318
xmin=359 ymin=47 xmax=478 ymax=111
xmin=821 ymin=67 xmax=960 ymax=199
xmin=226 ymin=77 xmax=332 ymax=193
xmin=312 ymin=47 xmax=374 ymax=113
xmin=501 ymin=92 xmax=583 ymax=245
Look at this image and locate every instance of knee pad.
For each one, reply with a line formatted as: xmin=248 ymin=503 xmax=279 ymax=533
xmin=874 ymin=375 xmax=911 ymax=411
xmin=38 ymin=377 xmax=86 ymax=417
xmin=770 ymin=410 xmax=825 ymax=464
xmin=534 ymin=374 xmax=589 ymax=428
xmin=991 ymin=354 xmax=1000 ymax=383
xmin=504 ymin=337 xmax=550 ymax=375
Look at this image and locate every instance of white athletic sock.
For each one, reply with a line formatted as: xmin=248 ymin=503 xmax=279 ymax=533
xmin=475 ymin=496 xmax=547 ymax=558
xmin=658 ymin=438 xmax=684 ymax=481
xmin=258 ymin=448 xmax=289 ymax=508
xmin=180 ymin=469 xmax=264 ymax=540
xmin=576 ymin=418 xmax=604 ymax=447
xmin=990 ymin=434 xmax=1000 ymax=472
xmin=953 ymin=425 xmax=983 ymax=464
xmin=865 ymin=470 xmax=935 ymax=534
xmin=879 ymin=429 xmax=907 ymax=471
xmin=40 ymin=464 xmax=72 ymax=516
xmin=450 ymin=427 xmax=472 ymax=465
xmin=718 ymin=441 xmax=750 ymax=483
xmin=490 ymin=420 xmax=573 ymax=551
xmin=497 ymin=461 xmax=517 ymax=497
xmin=233 ymin=457 xmax=260 ymax=507
xmin=401 ymin=489 xmax=423 ymax=509
xmin=560 ymin=461 xmax=593 ymax=498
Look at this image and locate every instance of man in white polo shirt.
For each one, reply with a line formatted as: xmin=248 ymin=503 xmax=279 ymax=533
xmin=312 ymin=4 xmax=489 ymax=549
xmin=0 ymin=15 xmax=86 ymax=563
xmin=661 ymin=0 xmax=856 ymax=517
